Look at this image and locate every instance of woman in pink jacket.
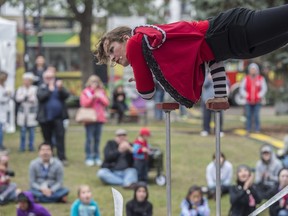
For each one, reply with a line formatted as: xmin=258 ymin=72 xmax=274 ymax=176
xmin=80 ymin=75 xmax=109 ymax=166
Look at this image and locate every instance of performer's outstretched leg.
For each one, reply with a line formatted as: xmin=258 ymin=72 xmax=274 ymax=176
xmin=246 ymin=4 xmax=288 ymax=48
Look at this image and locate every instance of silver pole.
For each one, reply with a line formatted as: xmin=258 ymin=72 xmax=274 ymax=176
xmin=215 ymin=111 xmax=221 ymax=216
xmin=165 ymin=111 xmax=172 ymax=216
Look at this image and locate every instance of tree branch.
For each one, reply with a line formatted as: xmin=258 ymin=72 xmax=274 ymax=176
xmin=66 ymin=0 xmax=82 ymax=20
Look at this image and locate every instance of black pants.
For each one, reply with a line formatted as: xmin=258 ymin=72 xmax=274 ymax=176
xmin=40 ymin=119 xmax=66 ymax=160
xmin=206 ymin=5 xmax=288 ymax=61
xmin=134 ymin=159 xmax=148 ymax=182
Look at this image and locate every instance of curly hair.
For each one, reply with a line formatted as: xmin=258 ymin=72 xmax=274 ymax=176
xmin=94 ymin=26 xmax=132 ymax=64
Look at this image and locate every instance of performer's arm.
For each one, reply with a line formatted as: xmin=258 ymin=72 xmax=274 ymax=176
xmin=126 ymin=35 xmax=155 ymax=100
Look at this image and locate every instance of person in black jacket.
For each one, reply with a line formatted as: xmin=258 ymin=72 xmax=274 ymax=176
xmin=36 ymin=68 xmax=69 ymax=163
xmin=97 ymin=129 xmax=138 ymax=188
xmin=269 ymin=168 xmax=288 ymax=216
xmin=126 ymin=182 xmax=153 ymax=216
xmin=229 ymin=165 xmax=261 ymax=216
xmin=111 ymin=84 xmax=128 ymax=124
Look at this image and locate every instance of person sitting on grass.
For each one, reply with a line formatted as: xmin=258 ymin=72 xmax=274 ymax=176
xmin=0 ymin=153 xmax=19 ymax=205
xmin=229 ymin=165 xmax=261 ymax=216
xmin=97 ymin=129 xmax=138 ymax=189
xmin=70 ymin=185 xmax=101 ymax=216
xmin=180 ymin=185 xmax=210 ymax=216
xmin=126 ymin=182 xmax=153 ymax=216
xmin=255 ymin=144 xmax=283 ymax=200
xmin=29 ymin=142 xmax=69 ymax=203
xmin=205 ymin=152 xmax=233 ymax=199
xmin=269 ymin=168 xmax=288 ymax=216
xmin=17 ymin=191 xmax=51 ymax=216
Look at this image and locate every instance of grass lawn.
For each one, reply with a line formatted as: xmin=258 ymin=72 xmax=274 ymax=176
xmin=1 ymin=107 xmax=288 ymax=216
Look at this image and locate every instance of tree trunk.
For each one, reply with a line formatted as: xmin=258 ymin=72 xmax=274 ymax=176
xmin=79 ymin=20 xmax=93 ymax=86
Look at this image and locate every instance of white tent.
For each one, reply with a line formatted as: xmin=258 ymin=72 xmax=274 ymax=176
xmin=0 ymin=17 xmax=17 ymax=133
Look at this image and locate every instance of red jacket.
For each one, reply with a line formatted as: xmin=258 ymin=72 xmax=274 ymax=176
xmin=244 ymin=75 xmax=264 ymax=104
xmin=126 ymin=20 xmax=214 ymax=108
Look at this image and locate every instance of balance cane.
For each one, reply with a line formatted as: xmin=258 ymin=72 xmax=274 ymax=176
xmin=156 ymin=102 xmax=179 ymax=216
xmin=214 ymin=111 xmax=222 ymax=216
xmin=207 ymin=99 xmax=229 ymax=216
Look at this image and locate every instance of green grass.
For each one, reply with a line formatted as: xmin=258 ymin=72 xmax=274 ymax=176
xmin=1 ymin=108 xmax=288 ymax=216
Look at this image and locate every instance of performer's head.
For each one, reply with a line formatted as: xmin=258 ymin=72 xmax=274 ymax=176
xmin=95 ymin=26 xmax=132 ymax=67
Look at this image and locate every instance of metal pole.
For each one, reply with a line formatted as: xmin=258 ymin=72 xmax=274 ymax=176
xmin=165 ymin=110 xmax=172 ymax=216
xmin=215 ymin=111 xmax=221 ymax=216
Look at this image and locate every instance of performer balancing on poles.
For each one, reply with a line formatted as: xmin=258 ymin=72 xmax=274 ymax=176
xmin=95 ymin=5 xmax=288 ymax=111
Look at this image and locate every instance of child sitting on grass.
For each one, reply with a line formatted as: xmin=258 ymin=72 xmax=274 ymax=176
xmin=0 ymin=154 xmax=18 ymax=205
xmin=17 ymin=191 xmax=51 ymax=216
xmin=70 ymin=185 xmax=101 ymax=216
xmin=180 ymin=185 xmax=210 ymax=216
xmin=126 ymin=182 xmax=153 ymax=216
xmin=133 ymin=128 xmax=151 ymax=183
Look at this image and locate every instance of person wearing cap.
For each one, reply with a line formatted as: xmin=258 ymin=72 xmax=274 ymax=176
xmin=229 ymin=164 xmax=261 ymax=216
xmin=15 ymin=72 xmax=38 ymax=152
xmin=239 ymin=63 xmax=267 ymax=134
xmin=133 ymin=128 xmax=151 ymax=183
xmin=254 ymin=144 xmax=283 ymax=200
xmin=97 ymin=129 xmax=138 ymax=189
xmin=17 ymin=191 xmax=51 ymax=216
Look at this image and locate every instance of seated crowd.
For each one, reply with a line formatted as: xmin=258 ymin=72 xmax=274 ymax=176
xmin=1 ymin=62 xmax=288 ymax=215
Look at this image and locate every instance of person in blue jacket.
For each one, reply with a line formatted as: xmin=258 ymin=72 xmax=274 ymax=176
xmin=70 ymin=185 xmax=101 ymax=216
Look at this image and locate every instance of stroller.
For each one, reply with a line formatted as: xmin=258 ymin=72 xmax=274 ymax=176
xmin=148 ymin=147 xmax=166 ymax=186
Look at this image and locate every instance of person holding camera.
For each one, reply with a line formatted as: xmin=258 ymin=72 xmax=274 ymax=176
xmin=0 ymin=154 xmax=18 ymax=205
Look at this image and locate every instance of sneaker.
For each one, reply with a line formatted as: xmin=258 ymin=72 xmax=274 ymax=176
xmin=95 ymin=159 xmax=102 ymax=166
xmin=200 ymin=131 xmax=209 ymax=137
xmin=85 ymin=159 xmax=94 ymax=167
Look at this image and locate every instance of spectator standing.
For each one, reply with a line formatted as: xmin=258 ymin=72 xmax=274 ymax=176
xmin=269 ymin=168 xmax=288 ymax=216
xmin=70 ymin=185 xmax=101 ymax=216
xmin=31 ymin=55 xmax=47 ymax=86
xmin=240 ymin=63 xmax=267 ymax=133
xmin=200 ymin=73 xmax=224 ymax=137
xmin=36 ymin=69 xmax=70 ymax=163
xmin=17 ymin=191 xmax=51 ymax=216
xmin=133 ymin=128 xmax=151 ymax=183
xmin=80 ymin=75 xmax=109 ymax=166
xmin=255 ymin=144 xmax=283 ymax=200
xmin=29 ymin=143 xmax=69 ymax=203
xmin=97 ymin=129 xmax=138 ymax=189
xmin=15 ymin=73 xmax=38 ymax=152
xmin=126 ymin=182 xmax=153 ymax=216
xmin=0 ymin=71 xmax=10 ymax=151
xmin=205 ymin=152 xmax=233 ymax=199
xmin=111 ymin=84 xmax=128 ymax=124
xmin=180 ymin=185 xmax=210 ymax=216
xmin=229 ymin=165 xmax=261 ymax=216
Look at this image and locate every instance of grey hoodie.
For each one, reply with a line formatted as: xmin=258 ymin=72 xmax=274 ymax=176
xmin=255 ymin=145 xmax=283 ymax=185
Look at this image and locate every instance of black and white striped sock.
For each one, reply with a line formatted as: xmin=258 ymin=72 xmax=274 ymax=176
xmin=208 ymin=60 xmax=227 ymax=98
